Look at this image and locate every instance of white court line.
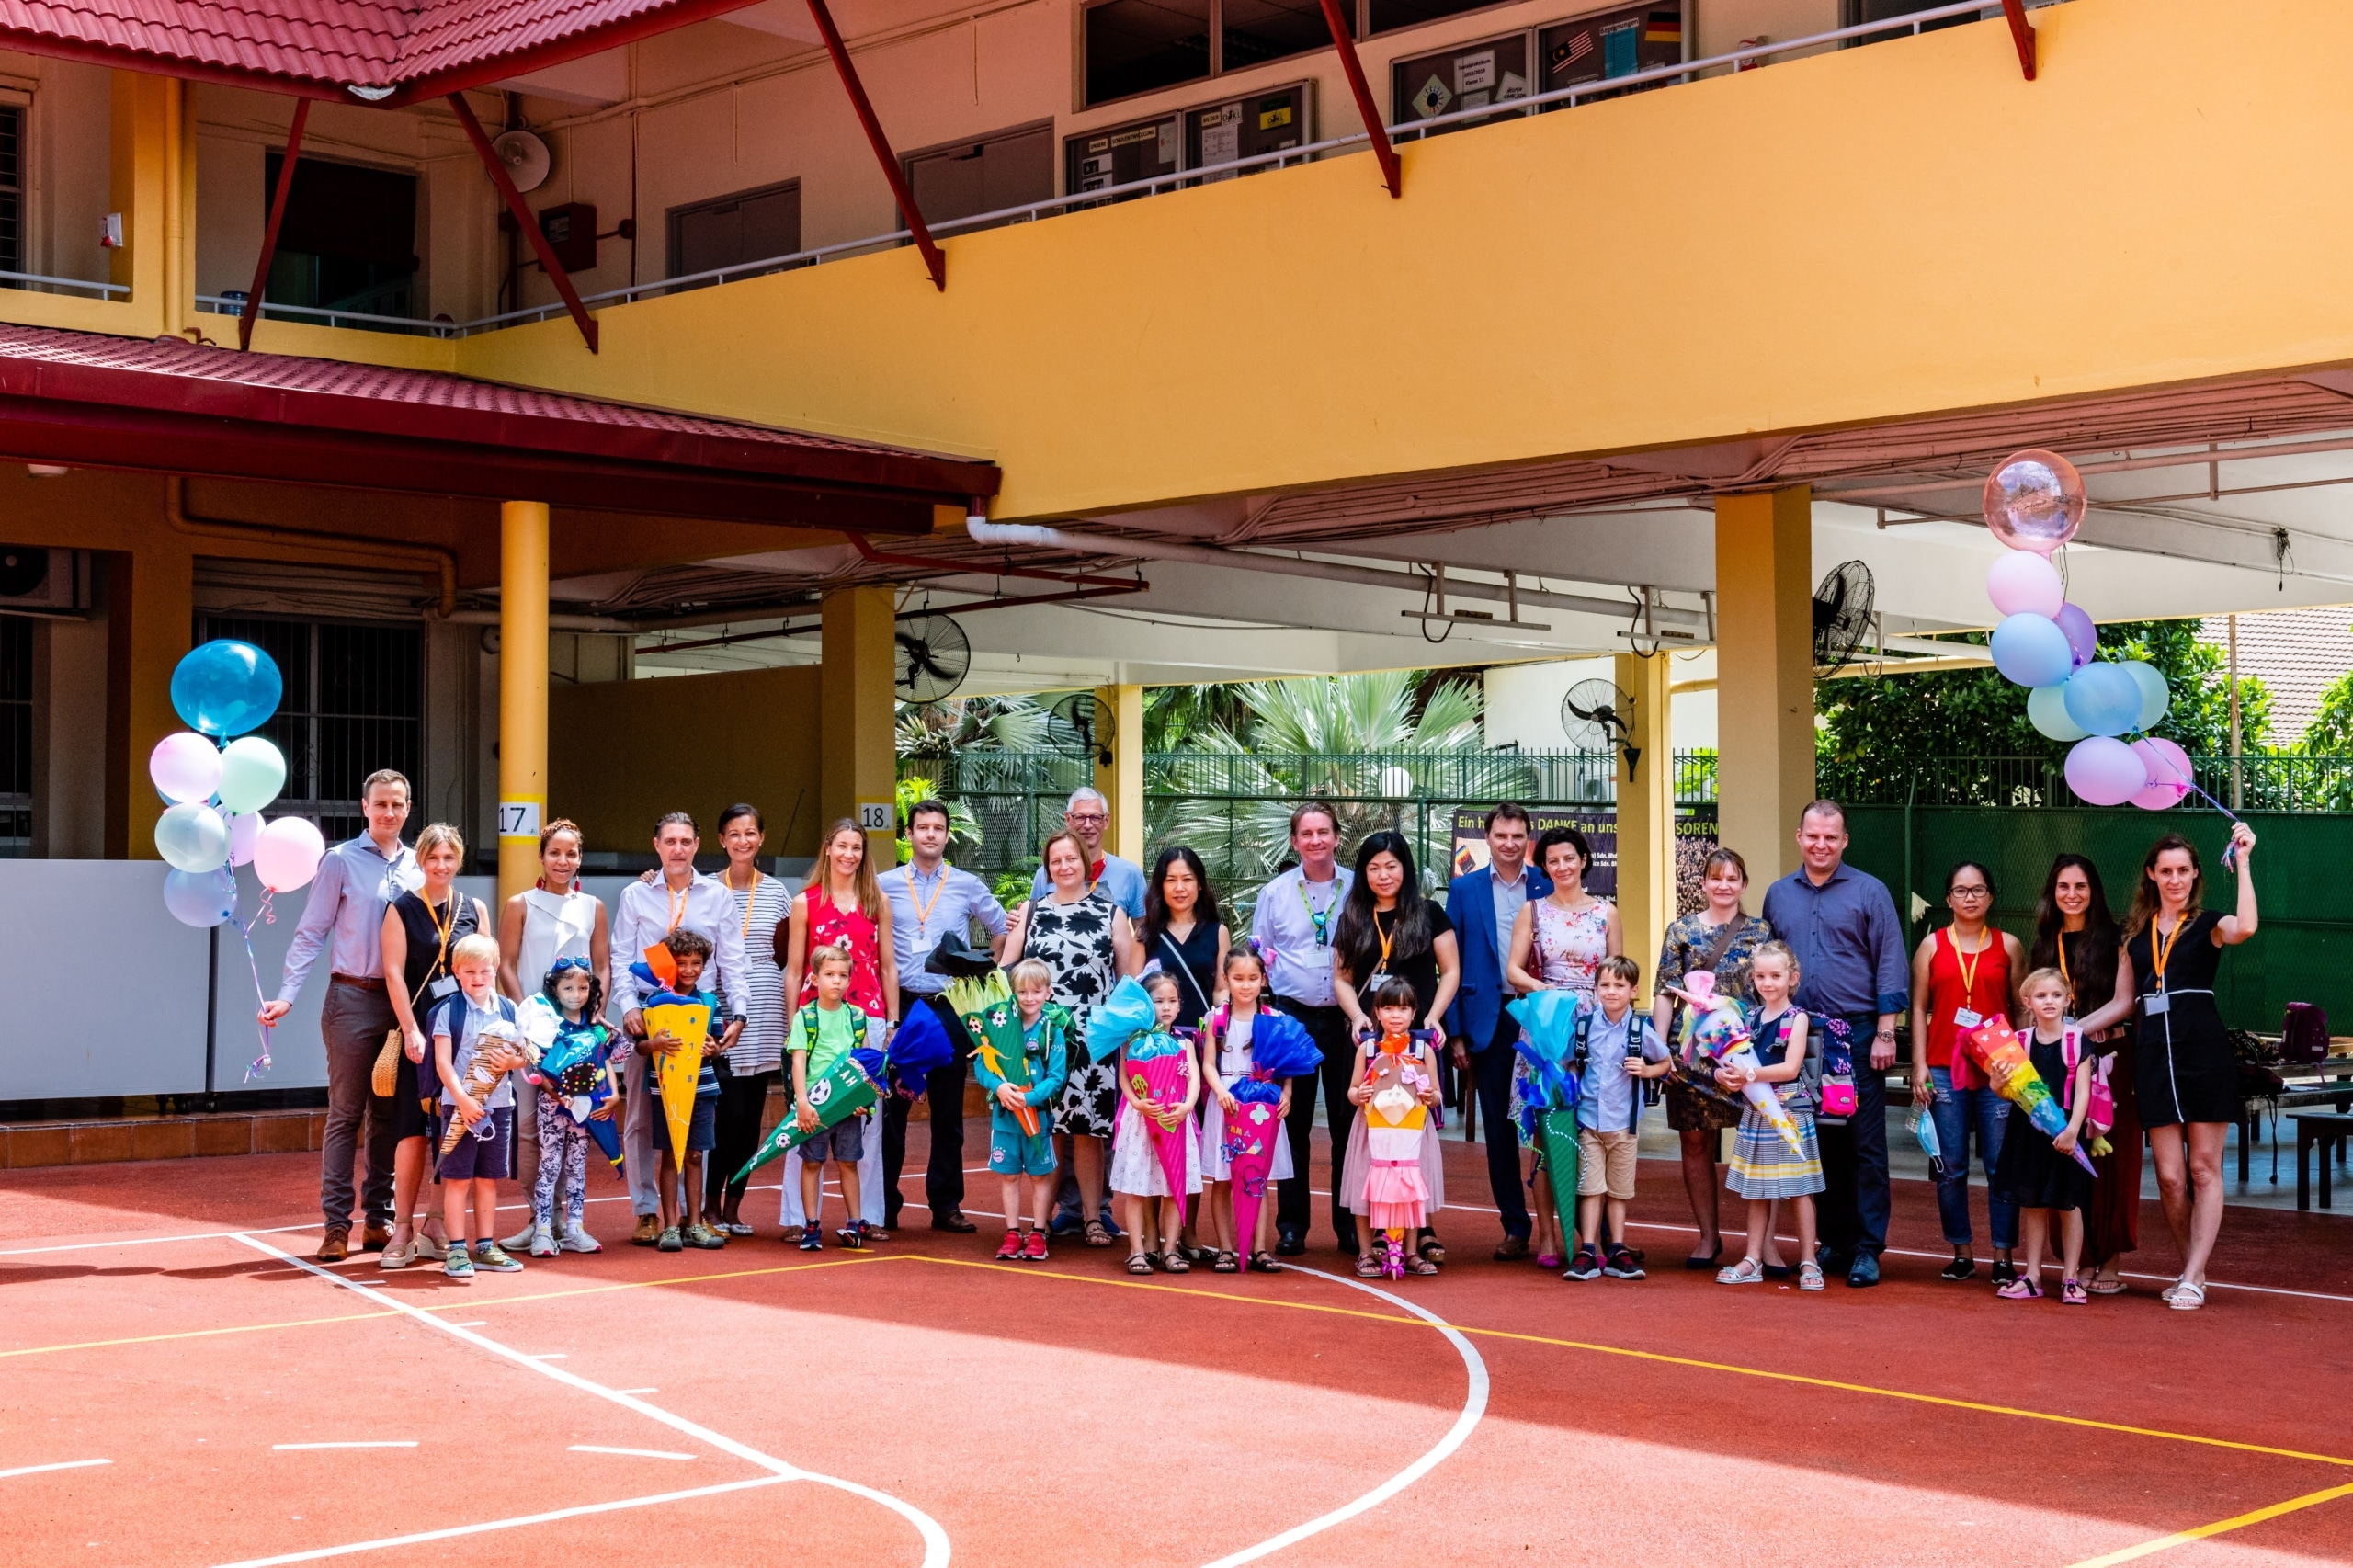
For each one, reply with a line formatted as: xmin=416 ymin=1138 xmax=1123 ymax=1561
xmin=0 ymin=1459 xmax=110 ymax=1480
xmin=570 ymin=1445 xmax=695 ymax=1460
xmin=528 ymin=1353 xmax=565 ymax=1360
xmin=447 ymin=1322 xmax=486 ymax=1328
xmin=1198 ymin=1265 xmax=1488 ymax=1568
xmin=272 ymin=1442 xmax=416 ymax=1451
xmin=204 ymin=1476 xmax=793 ymax=1567
xmin=230 ymin=1233 xmax=949 ymax=1568
xmin=614 ymin=1387 xmax=658 ymax=1395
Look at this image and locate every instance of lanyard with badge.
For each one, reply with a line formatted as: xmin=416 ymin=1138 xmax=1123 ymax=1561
xmin=1367 ymin=909 xmax=1395 ymax=987
xmin=909 ymin=865 xmax=947 ymax=935
xmin=1949 ymin=928 xmax=1987 ymax=1031
xmin=1299 ymin=874 xmax=1336 ymax=963
xmin=2143 ymin=914 xmax=2185 ymax=1017
xmin=423 ymin=894 xmax=460 ymax=1004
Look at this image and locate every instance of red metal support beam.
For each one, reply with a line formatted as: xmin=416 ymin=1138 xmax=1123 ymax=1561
xmin=239 ymin=98 xmax=309 ymax=351
xmin=1316 ymin=0 xmax=1401 ymax=198
xmin=803 ymin=0 xmax=948 ymax=290
xmin=2000 ymin=0 xmax=2037 ymax=80
xmin=446 ymin=92 xmax=599 ymax=351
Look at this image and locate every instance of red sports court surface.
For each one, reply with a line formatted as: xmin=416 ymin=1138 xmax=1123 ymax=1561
xmin=3 ymin=1127 xmax=2350 ymax=1568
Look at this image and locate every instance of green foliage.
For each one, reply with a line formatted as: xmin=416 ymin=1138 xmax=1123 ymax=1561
xmin=1143 ymin=684 xmax=1248 ymax=751
xmin=992 ymin=861 xmax=1039 ymax=908
xmin=2302 ymin=664 xmax=2353 ymax=756
xmin=895 ymin=695 xmax=1075 ymax=759
xmin=1816 ymin=619 xmax=2271 ymax=800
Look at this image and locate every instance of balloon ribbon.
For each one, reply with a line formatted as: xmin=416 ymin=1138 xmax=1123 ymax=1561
xmin=229 ymin=894 xmax=275 ymax=1081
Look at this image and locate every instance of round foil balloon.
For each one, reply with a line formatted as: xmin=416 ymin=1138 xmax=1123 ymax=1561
xmin=2027 ymin=683 xmax=2089 ymax=742
xmin=163 ymin=866 xmax=237 ymax=928
xmin=1986 ymin=551 xmax=2065 ymax=619
xmin=2065 ymin=735 xmax=2147 ymax=806
xmin=255 ymin=814 xmax=326 ymax=892
xmin=2129 ymin=736 xmax=2193 ymax=810
xmin=2062 ymin=661 xmax=2144 ymax=737
xmin=155 ymin=801 xmax=232 ymax=872
xmin=216 ymin=736 xmax=288 ymax=814
xmin=171 ymin=640 xmax=283 ymax=738
xmin=1990 ymin=613 xmax=2074 ymax=688
xmin=149 ymin=732 xmax=222 ymax=805
xmin=1983 ymin=449 xmax=2087 ymax=555
xmin=2054 ymin=603 xmax=2098 ymax=669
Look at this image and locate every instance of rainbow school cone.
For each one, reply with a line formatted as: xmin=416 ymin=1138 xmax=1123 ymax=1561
xmin=645 ymin=997 xmax=710 ymax=1163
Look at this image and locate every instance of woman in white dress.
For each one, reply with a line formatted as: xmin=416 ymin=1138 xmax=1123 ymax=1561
xmin=710 ymin=802 xmax=790 ymax=1235
xmin=497 ymin=818 xmax=610 ymax=1251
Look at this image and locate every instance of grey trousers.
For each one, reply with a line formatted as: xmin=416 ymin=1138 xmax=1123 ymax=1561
xmin=319 ymin=982 xmax=398 ymax=1232
xmin=620 ymin=1052 xmax=674 ymax=1217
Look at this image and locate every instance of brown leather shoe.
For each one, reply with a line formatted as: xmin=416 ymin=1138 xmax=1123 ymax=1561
xmin=317 ymin=1226 xmax=350 ymax=1264
xmin=1493 ymin=1234 xmax=1530 ymax=1262
xmin=631 ymin=1214 xmax=662 ymax=1246
xmin=360 ymin=1224 xmax=392 ymax=1253
xmin=930 ymin=1210 xmax=977 ymax=1234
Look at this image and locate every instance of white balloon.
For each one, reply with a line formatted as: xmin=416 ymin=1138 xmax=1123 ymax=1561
xmin=227 ymin=810 xmax=265 ymax=867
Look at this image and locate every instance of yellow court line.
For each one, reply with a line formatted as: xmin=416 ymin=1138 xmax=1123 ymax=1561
xmin=901 ymin=1256 xmax=2353 ymax=1471
xmin=2066 ymin=1481 xmax=2353 ymax=1566
xmin=0 ymin=1254 xmax=882 ymax=1362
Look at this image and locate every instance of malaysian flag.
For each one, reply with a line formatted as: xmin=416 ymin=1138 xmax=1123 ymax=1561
xmin=1548 ymin=29 xmax=1593 ymax=74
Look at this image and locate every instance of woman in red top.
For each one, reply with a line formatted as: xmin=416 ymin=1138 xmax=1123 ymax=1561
xmin=1907 ymin=860 xmax=2026 ymax=1285
xmin=781 ymin=817 xmax=900 ymax=1026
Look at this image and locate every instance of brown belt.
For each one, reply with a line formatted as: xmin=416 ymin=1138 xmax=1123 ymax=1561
xmin=330 ymin=973 xmax=387 ymax=990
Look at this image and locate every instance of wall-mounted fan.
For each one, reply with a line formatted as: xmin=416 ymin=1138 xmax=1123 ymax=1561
xmin=1813 ymin=559 xmax=1875 ymax=676
xmin=1049 ymin=690 xmax=1115 ymax=767
xmin=1562 ymin=677 xmax=1638 ymax=773
xmin=894 ymin=614 xmax=970 ymax=702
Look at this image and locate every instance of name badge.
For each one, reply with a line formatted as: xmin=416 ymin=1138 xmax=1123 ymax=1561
xmin=429 ymin=976 xmax=459 ymax=1000
xmin=2143 ymin=993 xmax=2170 ymax=1017
xmin=1952 ymin=1008 xmax=1983 ymax=1030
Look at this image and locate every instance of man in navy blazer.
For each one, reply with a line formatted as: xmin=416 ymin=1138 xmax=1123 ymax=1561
xmin=1444 ymin=803 xmax=1551 ymax=1258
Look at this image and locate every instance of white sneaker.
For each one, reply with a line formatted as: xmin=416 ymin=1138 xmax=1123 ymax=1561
xmin=502 ymin=1221 xmax=539 ymax=1251
xmin=558 ymin=1224 xmax=603 ymax=1254
xmin=413 ymin=1231 xmax=450 ymax=1262
xmin=528 ymin=1223 xmax=560 ymax=1258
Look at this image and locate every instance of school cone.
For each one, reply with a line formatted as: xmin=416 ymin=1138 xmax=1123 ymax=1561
xmin=644 ymin=998 xmax=710 ymax=1163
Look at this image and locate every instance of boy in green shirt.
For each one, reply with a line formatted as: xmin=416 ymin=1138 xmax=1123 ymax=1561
xmin=790 ymin=940 xmax=875 ymax=1251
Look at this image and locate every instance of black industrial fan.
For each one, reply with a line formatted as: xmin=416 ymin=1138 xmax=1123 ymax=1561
xmin=894 ymin=614 xmax=971 ymax=702
xmin=1813 ymin=560 xmax=1875 ymax=675
xmin=1561 ymin=677 xmax=1639 ymax=773
xmin=1049 ymin=690 xmax=1117 ymax=767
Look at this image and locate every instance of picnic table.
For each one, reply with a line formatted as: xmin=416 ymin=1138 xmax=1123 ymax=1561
xmin=2240 ymin=1054 xmax=2353 ymax=1185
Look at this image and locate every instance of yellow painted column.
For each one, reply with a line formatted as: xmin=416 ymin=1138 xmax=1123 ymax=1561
xmin=1614 ymin=650 xmax=1674 ymax=1003
xmin=1714 ymin=485 xmax=1816 ymax=886
xmin=108 ymin=71 xmax=188 ymax=338
xmin=1091 ymin=683 xmax=1145 ymax=865
xmin=498 ymin=501 xmax=550 ymax=904
xmin=105 ymin=538 xmax=195 ymax=858
xmin=821 ymin=585 xmax=898 ymax=868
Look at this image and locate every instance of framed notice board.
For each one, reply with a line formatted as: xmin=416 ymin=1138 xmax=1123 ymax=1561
xmin=1183 ymin=80 xmax=1313 ymax=182
xmin=1064 ymin=110 xmax=1182 ymax=201
xmin=1536 ymin=3 xmax=1683 ymax=106
xmin=1390 ymin=32 xmax=1531 ymax=137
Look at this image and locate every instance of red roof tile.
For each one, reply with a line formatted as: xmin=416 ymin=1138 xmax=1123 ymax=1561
xmin=0 ymin=0 xmax=755 ymax=99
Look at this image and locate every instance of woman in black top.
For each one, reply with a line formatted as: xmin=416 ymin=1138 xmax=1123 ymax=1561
xmin=2077 ymin=824 xmax=2258 ymax=1312
xmin=2028 ymin=853 xmax=2134 ymax=1292
xmin=1333 ymin=830 xmax=1460 ymax=1039
xmin=380 ymin=822 xmax=492 ymax=1266
xmin=1140 ymin=846 xmax=1228 ymax=1027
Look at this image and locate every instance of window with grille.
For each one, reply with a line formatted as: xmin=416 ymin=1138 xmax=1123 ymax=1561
xmin=196 ymin=617 xmax=424 ymax=845
xmin=0 ymin=105 xmax=22 ymax=279
xmin=0 ymin=617 xmax=28 ymax=851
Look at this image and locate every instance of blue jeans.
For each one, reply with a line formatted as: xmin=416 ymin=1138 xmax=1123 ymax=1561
xmin=1929 ymin=1067 xmax=2018 ymax=1250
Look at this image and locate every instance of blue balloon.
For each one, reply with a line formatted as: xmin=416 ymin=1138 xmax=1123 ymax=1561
xmin=171 ymin=640 xmax=282 ymax=738
xmin=1990 ymin=613 xmax=2074 ymax=688
xmin=2063 ymin=660 xmax=2143 ymax=737
xmin=163 ymin=866 xmax=237 ymax=928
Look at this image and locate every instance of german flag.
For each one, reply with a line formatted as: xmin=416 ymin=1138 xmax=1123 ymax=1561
xmin=1643 ymin=9 xmax=1681 ymax=46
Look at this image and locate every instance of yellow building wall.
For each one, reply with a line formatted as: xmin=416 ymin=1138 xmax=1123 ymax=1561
xmin=549 ymin=664 xmax=823 ymax=856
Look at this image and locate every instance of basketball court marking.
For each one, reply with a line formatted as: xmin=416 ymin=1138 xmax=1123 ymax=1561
xmin=2063 ymin=1479 xmax=2353 ymax=1566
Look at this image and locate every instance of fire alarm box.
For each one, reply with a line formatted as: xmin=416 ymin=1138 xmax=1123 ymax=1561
xmin=536 ymin=202 xmax=597 ymax=271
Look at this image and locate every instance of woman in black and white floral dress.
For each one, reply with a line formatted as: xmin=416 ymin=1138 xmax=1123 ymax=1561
xmin=1006 ymin=830 xmax=1139 ymax=1245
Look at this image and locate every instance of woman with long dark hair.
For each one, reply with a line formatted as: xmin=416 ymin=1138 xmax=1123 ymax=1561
xmin=1907 ymin=859 xmax=2026 ymax=1285
xmin=1333 ymin=830 xmax=1461 ymax=1038
xmin=1141 ymin=846 xmax=1228 ymax=1026
xmin=2029 ymin=853 xmax=2133 ymax=1293
xmin=2078 ymin=824 xmax=2259 ymax=1312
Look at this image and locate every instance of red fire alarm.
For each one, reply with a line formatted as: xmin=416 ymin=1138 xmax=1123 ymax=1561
xmin=535 ymin=202 xmax=597 ymax=272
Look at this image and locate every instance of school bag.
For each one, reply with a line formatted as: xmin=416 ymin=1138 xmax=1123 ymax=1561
xmin=2281 ymin=1002 xmax=2329 ymax=1066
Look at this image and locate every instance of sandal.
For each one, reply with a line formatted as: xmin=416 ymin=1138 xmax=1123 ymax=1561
xmin=1248 ymin=1251 xmax=1282 ymax=1274
xmin=1408 ymin=1256 xmax=1438 ymax=1276
xmin=1995 ymin=1276 xmax=2043 ymax=1301
xmin=1716 ymin=1256 xmax=1766 ymax=1285
xmin=2087 ymin=1275 xmax=2127 ymax=1295
xmin=1211 ymin=1250 xmax=1239 ymax=1274
xmin=1084 ymin=1220 xmax=1114 ymax=1249
xmin=2062 ymin=1278 xmax=2088 ymax=1306
xmin=1162 ymin=1250 xmax=1191 ymax=1274
xmin=2168 ymin=1278 xmax=2207 ymax=1312
xmin=1355 ymin=1255 xmax=1383 ymax=1278
xmin=1125 ymin=1252 xmax=1155 ymax=1276
xmin=1417 ymin=1233 xmax=1447 ymax=1266
xmin=1798 ymin=1261 xmax=1825 ymax=1291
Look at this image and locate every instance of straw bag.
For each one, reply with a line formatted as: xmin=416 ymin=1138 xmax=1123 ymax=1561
xmin=370 ymin=1027 xmax=403 ymax=1096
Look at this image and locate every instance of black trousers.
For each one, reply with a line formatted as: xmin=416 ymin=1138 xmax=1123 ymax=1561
xmin=708 ymin=1066 xmax=779 ymax=1212
xmin=882 ymin=994 xmax=970 ymax=1224
xmin=1275 ymin=998 xmax=1360 ymax=1248
xmin=1472 ymin=1026 xmax=1531 ymax=1240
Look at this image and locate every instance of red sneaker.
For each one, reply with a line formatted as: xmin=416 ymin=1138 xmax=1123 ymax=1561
xmin=1022 ymin=1231 xmax=1050 ymax=1262
xmin=995 ymin=1230 xmax=1023 ymax=1261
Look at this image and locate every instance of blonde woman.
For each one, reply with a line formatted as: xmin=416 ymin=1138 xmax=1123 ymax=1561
xmin=379 ymin=823 xmax=491 ymax=1269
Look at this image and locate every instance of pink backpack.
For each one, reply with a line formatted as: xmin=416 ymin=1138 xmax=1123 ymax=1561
xmin=2059 ymin=1026 xmax=2113 ymax=1136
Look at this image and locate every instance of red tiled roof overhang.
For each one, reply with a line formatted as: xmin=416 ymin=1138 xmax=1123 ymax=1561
xmin=0 ymin=324 xmax=995 ymax=529
xmin=0 ymin=0 xmax=768 ymax=106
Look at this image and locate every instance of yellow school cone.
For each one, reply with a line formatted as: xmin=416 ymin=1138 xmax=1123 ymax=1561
xmin=645 ymin=998 xmax=711 ymax=1162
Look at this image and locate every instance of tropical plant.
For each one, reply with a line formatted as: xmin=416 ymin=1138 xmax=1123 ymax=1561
xmin=1144 ymin=683 xmax=1249 ymax=751
xmin=895 ymin=695 xmax=1078 ymax=760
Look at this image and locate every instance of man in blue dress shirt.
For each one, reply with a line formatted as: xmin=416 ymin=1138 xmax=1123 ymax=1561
xmin=1444 ymin=803 xmax=1551 ymax=1259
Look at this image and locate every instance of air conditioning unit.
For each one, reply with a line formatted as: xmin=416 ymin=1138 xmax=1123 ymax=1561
xmin=0 ymin=548 xmax=92 ymax=614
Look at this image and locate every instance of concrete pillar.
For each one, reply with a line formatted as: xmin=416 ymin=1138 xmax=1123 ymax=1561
xmin=497 ymin=501 xmax=549 ymax=904
xmin=1093 ymin=683 xmax=1144 ymax=866
xmin=1714 ymin=485 xmax=1816 ymax=886
xmin=821 ymin=585 xmax=898 ymax=869
xmin=103 ymin=542 xmax=194 ymax=858
xmin=1614 ymin=650 xmax=1674 ymax=1001
xmin=108 ymin=71 xmax=192 ymax=338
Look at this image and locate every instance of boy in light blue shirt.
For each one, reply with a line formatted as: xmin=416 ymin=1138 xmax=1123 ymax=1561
xmin=1564 ymin=956 xmax=1671 ymax=1282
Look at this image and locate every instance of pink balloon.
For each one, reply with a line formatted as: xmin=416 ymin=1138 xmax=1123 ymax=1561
xmin=1987 ymin=551 xmax=2065 ymax=619
xmin=1984 ymin=449 xmax=2087 ymax=554
xmin=2128 ymin=736 xmax=2193 ymax=810
xmin=150 ymin=731 xmax=222 ymax=805
xmin=227 ymin=810 xmax=265 ymax=867
xmin=254 ymin=815 xmax=326 ymax=892
xmin=2065 ymin=736 xmax=2148 ymax=807
xmin=2054 ymin=602 xmax=2097 ymax=669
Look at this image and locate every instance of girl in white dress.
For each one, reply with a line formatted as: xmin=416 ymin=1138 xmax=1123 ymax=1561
xmin=1198 ymin=947 xmax=1295 ymax=1272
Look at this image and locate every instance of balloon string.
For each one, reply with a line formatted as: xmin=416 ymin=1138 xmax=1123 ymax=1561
xmin=258 ymin=887 xmax=277 ymax=926
xmin=2142 ymin=748 xmax=2245 ymax=870
xmin=229 ymin=897 xmax=275 ymax=1083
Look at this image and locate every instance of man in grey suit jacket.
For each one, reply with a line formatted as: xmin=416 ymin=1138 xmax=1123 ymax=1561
xmin=1443 ymin=804 xmax=1552 ymax=1259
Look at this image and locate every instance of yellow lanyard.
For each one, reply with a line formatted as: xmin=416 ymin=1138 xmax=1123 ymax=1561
xmin=909 ymin=866 xmax=947 ymax=933
xmin=665 ymin=881 xmax=689 ymax=935
xmin=420 ymin=893 xmax=455 ymax=990
xmin=1950 ymin=926 xmax=1984 ymax=1011
xmin=2152 ymin=914 xmax=2187 ymax=994
xmin=1373 ymin=909 xmax=1395 ymax=969
xmin=731 ymin=869 xmax=761 ymax=941
xmin=2057 ymin=932 xmax=2072 ymax=995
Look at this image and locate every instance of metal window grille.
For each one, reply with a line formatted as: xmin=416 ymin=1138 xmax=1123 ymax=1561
xmin=0 ymin=616 xmax=29 ymax=851
xmin=0 ymin=107 xmax=22 ymax=280
xmin=197 ymin=616 xmax=424 ymax=842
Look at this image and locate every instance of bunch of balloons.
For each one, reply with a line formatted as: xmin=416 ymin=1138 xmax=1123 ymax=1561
xmin=1982 ymin=450 xmax=2189 ymax=809
xmin=151 ymin=640 xmax=326 ymax=925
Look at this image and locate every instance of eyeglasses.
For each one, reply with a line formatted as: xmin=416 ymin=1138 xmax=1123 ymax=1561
xmin=1949 ymin=886 xmax=1991 ymax=899
xmin=1065 ymin=812 xmax=1107 ymax=826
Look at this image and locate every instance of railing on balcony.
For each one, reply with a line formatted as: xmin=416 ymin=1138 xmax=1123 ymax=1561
xmin=0 ymin=268 xmax=127 ymax=301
